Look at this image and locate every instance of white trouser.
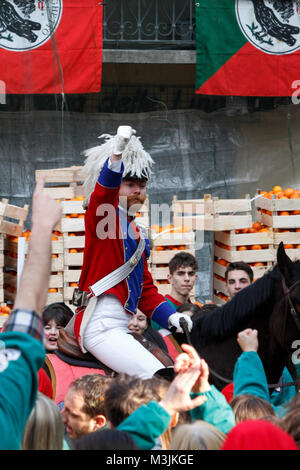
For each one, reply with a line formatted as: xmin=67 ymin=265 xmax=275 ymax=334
xmin=83 ymin=294 xmax=165 ymax=379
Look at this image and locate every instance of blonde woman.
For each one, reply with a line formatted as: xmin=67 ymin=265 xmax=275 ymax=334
xmin=22 ymin=392 xmax=65 ymax=450
xmin=170 ymin=420 xmax=226 ymax=450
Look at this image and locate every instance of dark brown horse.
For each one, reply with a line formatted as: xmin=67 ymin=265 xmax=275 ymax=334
xmin=190 ymin=242 xmax=300 ymax=392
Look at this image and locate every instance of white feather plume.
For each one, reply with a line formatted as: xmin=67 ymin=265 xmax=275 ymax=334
xmin=82 ymin=133 xmax=154 ymax=209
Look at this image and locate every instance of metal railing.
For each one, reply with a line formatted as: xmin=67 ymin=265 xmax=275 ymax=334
xmin=102 ymin=0 xmax=195 ymax=48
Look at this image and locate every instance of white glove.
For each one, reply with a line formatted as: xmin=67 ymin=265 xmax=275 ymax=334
xmin=113 ymin=126 xmax=136 ymax=155
xmin=168 ymin=313 xmax=193 ymax=333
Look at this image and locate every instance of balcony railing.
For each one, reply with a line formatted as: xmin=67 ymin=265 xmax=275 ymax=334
xmin=102 ymin=0 xmax=195 ymax=49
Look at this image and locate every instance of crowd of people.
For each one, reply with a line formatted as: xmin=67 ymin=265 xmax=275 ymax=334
xmin=0 ymin=126 xmax=299 ymax=451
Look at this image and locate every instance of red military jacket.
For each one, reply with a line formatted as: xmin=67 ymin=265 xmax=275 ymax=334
xmin=74 ymin=158 xmax=175 ymax=342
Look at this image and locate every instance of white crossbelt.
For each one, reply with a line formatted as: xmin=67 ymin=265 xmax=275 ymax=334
xmin=89 ymin=236 xmax=146 ymax=297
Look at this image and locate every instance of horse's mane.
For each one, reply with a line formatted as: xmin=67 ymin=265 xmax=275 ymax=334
xmin=192 ymin=265 xmax=280 ymax=341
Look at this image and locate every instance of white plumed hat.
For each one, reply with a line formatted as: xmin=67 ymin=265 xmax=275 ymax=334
xmin=82 ymin=132 xmax=154 ymax=209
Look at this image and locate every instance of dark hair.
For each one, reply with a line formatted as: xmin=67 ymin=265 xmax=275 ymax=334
xmin=168 ymin=252 xmax=198 ymax=275
xmin=176 ymin=303 xmax=202 ymax=317
xmin=42 ymin=302 xmax=73 ymax=328
xmin=73 ymin=429 xmax=140 ymax=450
xmin=225 ymin=262 xmax=254 ymax=282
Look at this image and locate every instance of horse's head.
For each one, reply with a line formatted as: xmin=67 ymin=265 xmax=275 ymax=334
xmin=277 ymin=241 xmax=300 ymax=293
xmin=275 ymin=242 xmax=300 ymax=359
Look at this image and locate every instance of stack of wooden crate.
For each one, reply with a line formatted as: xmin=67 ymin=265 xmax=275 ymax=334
xmin=255 ymin=191 xmax=300 ymax=261
xmin=213 ymin=224 xmax=274 ymax=304
xmin=35 ymin=166 xmax=85 ymax=307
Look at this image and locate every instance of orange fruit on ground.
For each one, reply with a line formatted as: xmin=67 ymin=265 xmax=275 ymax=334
xmin=284 ymin=188 xmax=294 ymax=197
xmin=251 ymin=245 xmax=262 ymax=250
xmin=273 ymin=185 xmax=283 ymax=194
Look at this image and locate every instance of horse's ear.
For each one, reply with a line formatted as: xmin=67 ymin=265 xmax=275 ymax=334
xmin=277 ymin=241 xmax=294 ymax=278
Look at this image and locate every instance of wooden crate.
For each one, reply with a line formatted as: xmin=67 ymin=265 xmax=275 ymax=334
xmin=204 ymin=194 xmax=252 ymax=231
xmin=0 ymin=199 xmax=28 ymax=237
xmin=213 ymin=228 xmax=275 ymax=306
xmin=172 ymin=195 xmax=205 ymax=231
xmin=61 ymin=199 xmax=85 ymax=303
xmin=35 ymin=166 xmax=84 ymax=200
xmin=255 ymin=194 xmax=300 ymax=229
xmin=150 ymin=229 xmax=195 ymax=300
xmin=214 ymin=230 xmax=275 ymax=264
xmin=172 ymin=194 xmax=252 ymax=231
xmin=3 ymin=235 xmax=64 ymax=305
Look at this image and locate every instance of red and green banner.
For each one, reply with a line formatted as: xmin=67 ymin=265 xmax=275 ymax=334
xmin=0 ymin=0 xmax=102 ymax=94
xmin=196 ymin=0 xmax=300 ymax=96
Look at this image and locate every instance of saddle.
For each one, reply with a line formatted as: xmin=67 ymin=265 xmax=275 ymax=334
xmin=57 ymin=328 xmax=174 ymax=371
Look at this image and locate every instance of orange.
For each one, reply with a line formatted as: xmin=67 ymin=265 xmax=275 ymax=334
xmin=69 ymin=248 xmax=78 ymax=253
xmin=237 ymin=246 xmax=247 ymax=251
xmin=51 ymin=235 xmax=59 ymax=241
xmin=290 ymin=192 xmax=300 ymax=199
xmin=251 ymin=245 xmax=262 ymax=250
xmin=69 ymin=282 xmax=78 ymax=287
xmin=253 ymin=262 xmax=264 ymax=267
xmin=278 ymin=211 xmax=290 ymax=216
xmin=51 ymin=254 xmax=58 ymax=258
xmin=273 ymin=185 xmax=283 ymax=194
xmin=252 ymin=222 xmax=262 ymax=231
xmin=284 ymin=187 xmax=294 ymax=198
xmin=76 ymin=195 xmax=85 ymax=201
xmin=284 ymin=244 xmax=294 ymax=249
xmin=216 ymin=259 xmax=228 ymax=266
xmin=48 ymin=288 xmax=58 ymax=293
xmin=155 ymin=246 xmax=164 ymax=251
xmin=292 ymin=210 xmax=300 ymax=215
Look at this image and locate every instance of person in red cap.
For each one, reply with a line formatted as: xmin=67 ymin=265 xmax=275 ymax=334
xmin=221 ymin=419 xmax=298 ymax=450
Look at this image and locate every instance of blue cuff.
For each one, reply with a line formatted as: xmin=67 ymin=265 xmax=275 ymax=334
xmin=151 ymin=302 xmax=176 ymax=329
xmin=97 ymin=158 xmax=124 ymax=188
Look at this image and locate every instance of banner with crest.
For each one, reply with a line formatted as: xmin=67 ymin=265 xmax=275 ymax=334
xmin=0 ymin=0 xmax=102 ymax=94
xmin=195 ymin=0 xmax=300 ymax=96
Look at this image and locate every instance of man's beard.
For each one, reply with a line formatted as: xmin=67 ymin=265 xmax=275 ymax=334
xmin=120 ymin=195 xmax=146 ymax=216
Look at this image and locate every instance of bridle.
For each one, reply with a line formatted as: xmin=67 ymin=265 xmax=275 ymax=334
xmin=281 ymin=274 xmax=300 ymax=333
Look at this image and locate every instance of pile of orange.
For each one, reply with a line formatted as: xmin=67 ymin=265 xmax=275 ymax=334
xmin=155 ymin=245 xmax=187 ymax=251
xmin=235 ymin=221 xmax=270 ymax=234
xmin=151 ymin=224 xmax=191 ymax=234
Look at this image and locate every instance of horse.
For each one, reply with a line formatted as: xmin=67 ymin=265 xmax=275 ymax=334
xmin=189 ymin=242 xmax=300 ymax=392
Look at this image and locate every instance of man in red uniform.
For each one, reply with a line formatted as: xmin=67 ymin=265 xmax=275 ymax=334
xmin=70 ymin=126 xmax=192 ymax=379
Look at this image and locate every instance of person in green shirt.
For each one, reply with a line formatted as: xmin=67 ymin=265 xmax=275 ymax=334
xmin=0 ymin=176 xmax=62 ymax=450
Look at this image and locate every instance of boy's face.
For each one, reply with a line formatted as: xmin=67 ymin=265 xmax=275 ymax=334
xmin=168 ymin=265 xmax=197 ymax=297
xmin=226 ymin=269 xmax=251 ymax=299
